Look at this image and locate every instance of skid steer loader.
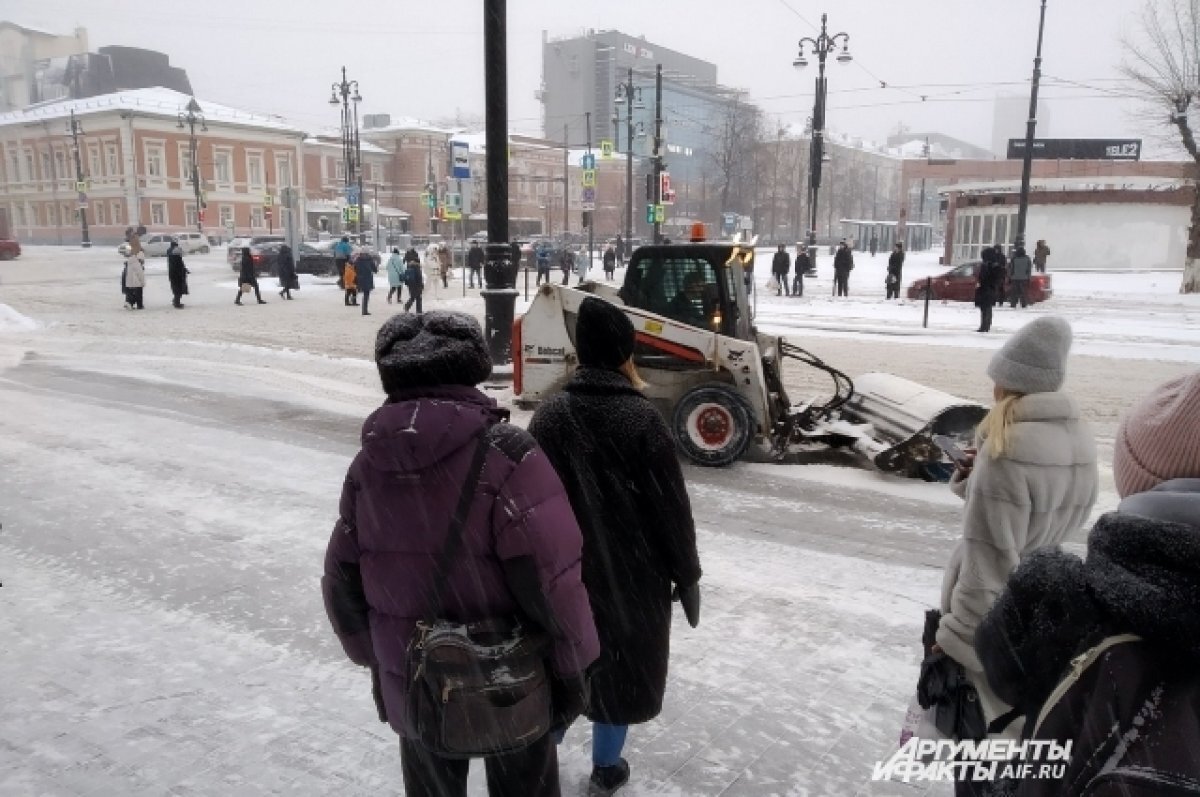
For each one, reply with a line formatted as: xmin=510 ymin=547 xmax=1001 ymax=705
xmin=513 ymin=242 xmax=986 ymax=476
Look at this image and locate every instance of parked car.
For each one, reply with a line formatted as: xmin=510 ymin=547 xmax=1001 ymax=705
xmin=173 ymin=231 xmax=211 ymax=254
xmin=140 ymin=233 xmax=180 ymax=257
xmin=906 ymin=261 xmax=1052 ymax=304
xmin=294 ymin=240 xmax=339 ymax=276
xmin=226 ymin=235 xmax=285 ymax=273
xmin=0 ymin=238 xmax=20 ymax=261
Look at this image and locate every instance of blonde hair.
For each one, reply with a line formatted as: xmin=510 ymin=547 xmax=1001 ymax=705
xmin=977 ymin=390 xmax=1026 ymax=459
xmin=619 ymin=357 xmax=647 ymax=390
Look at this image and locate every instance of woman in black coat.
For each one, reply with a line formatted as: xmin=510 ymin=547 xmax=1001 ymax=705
xmin=166 ymin=240 xmax=189 ymax=308
xmin=528 ymin=297 xmax=701 ymax=796
xmin=975 ymin=248 xmax=1004 ymax=332
xmin=236 ymin=247 xmax=265 ymax=305
xmin=276 ymin=244 xmax=298 ymax=300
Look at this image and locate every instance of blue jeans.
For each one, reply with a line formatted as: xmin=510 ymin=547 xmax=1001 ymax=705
xmin=554 ymin=722 xmax=628 ymax=767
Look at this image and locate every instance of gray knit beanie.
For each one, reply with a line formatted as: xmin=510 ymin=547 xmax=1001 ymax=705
xmin=375 ymin=311 xmax=492 ymax=393
xmin=986 ymin=316 xmax=1072 ymax=394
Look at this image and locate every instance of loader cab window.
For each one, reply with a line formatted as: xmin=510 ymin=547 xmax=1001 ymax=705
xmin=623 ymin=254 xmax=721 ymax=331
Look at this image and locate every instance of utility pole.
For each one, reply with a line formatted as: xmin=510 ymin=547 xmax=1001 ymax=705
xmin=652 ymin=63 xmax=663 ymax=244
xmin=427 ymin=138 xmax=437 ymax=235
xmin=329 ymin=68 xmax=361 ymax=241
xmin=563 ymin=122 xmax=569 ymax=241
xmin=481 ymin=0 xmax=517 ymax=365
xmin=615 ymin=68 xmax=641 ymax=248
xmin=1015 ymin=0 xmax=1048 ymax=250
xmin=585 ymin=110 xmax=593 ymax=273
xmin=66 ymin=110 xmax=91 ymax=247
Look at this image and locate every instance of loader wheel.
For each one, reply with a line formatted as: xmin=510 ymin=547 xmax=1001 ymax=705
xmin=672 ymin=385 xmax=755 ymax=467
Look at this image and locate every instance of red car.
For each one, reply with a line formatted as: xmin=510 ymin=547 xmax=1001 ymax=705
xmin=0 ymin=238 xmax=20 ymax=261
xmin=906 ymin=261 xmax=1051 ymax=303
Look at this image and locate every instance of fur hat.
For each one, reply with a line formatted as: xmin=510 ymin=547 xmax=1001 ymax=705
xmin=986 ymin=316 xmax=1072 ymax=394
xmin=375 ymin=311 xmax=492 ymax=393
xmin=575 ymin=296 xmax=635 ymax=370
xmin=1113 ymin=371 xmax=1200 ymax=497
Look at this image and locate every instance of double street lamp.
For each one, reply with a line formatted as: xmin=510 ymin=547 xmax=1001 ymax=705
xmin=329 ymin=67 xmax=363 ymax=242
xmin=66 ymin=110 xmax=91 ymax=247
xmin=613 ymin=69 xmax=646 ymax=248
xmin=177 ymin=97 xmax=207 ymax=234
xmin=795 ymin=13 xmax=852 ymax=249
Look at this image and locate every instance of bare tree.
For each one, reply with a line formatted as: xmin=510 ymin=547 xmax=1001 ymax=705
xmin=1123 ymin=0 xmax=1200 ymax=292
xmin=709 ymin=95 xmax=764 ymax=224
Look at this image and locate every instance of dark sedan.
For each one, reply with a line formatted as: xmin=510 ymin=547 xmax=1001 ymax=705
xmin=906 ymin=261 xmax=1052 ymax=304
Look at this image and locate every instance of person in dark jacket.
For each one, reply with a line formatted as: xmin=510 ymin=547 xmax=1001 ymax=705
xmin=886 ymin=242 xmax=905 ymax=300
xmin=615 ymin=235 xmax=625 ymax=266
xmin=602 ymin=245 xmax=617 ymax=280
xmin=1033 ymin=240 xmax=1050 ymax=273
xmin=322 ymin=311 xmax=600 ymax=797
xmin=466 ymin=240 xmax=485 ymax=288
xmin=236 ymin=247 xmax=265 ymax=305
xmin=528 ymin=297 xmax=702 ymax=796
xmin=333 ymin=236 xmax=353 ymax=289
xmin=975 ymin=371 xmax=1200 ymax=797
xmin=403 ymin=246 xmax=421 ymax=267
xmin=833 ymin=240 xmax=854 ymax=297
xmin=276 ymin=244 xmax=298 ymax=300
xmin=771 ymin=244 xmax=791 ymax=296
xmin=536 ymin=244 xmax=552 ymax=286
xmin=403 ymin=257 xmax=424 ymax=314
xmin=974 ymin=248 xmax=1004 ymax=332
xmin=558 ymin=248 xmax=574 ymax=286
xmin=166 ymin=240 xmax=189 ymax=308
xmin=354 ymin=250 xmax=377 ymax=316
xmin=1007 ymin=246 xmax=1033 ymax=308
xmin=793 ymin=244 xmax=810 ymax=296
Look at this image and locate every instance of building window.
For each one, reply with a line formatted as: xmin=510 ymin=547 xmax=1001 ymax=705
xmin=47 ymin=203 xmax=58 ymax=225
xmin=145 ymin=142 xmax=166 ymax=184
xmin=41 ymin=152 xmax=52 ymax=180
xmin=24 ymin=150 xmax=35 ymax=182
xmin=111 ymin=201 xmax=122 ymax=225
xmin=370 ymin=163 xmax=382 ymax=183
xmin=105 ymin=143 xmax=119 ymax=176
xmin=251 ymin=206 xmax=264 ymax=228
xmin=14 ymin=203 xmax=25 ymax=226
xmin=219 ymin=204 xmax=234 ymax=228
xmin=334 ymin=160 xmax=345 ymax=180
xmin=88 ymin=143 xmax=101 ymax=178
xmin=94 ymin=202 xmax=105 ymax=225
xmin=213 ymin=148 xmax=233 ymax=187
xmin=247 ymin=152 xmax=264 ymax=189
xmin=7 ymin=150 xmax=19 ymax=182
xmin=55 ymin=150 xmax=68 ymax=181
xmin=184 ymin=203 xmax=197 ymax=227
xmin=180 ymin=145 xmax=195 ymax=184
xmin=63 ymin=203 xmax=73 ymax=223
xmin=150 ymin=201 xmax=168 ymax=226
xmin=274 ymin=153 xmax=292 ymax=187
xmin=30 ymin=204 xmax=40 ymax=226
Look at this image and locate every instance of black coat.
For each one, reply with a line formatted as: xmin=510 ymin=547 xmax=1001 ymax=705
xmin=167 ymin=249 xmax=189 ymax=295
xmin=467 ymin=245 xmax=485 ymax=270
xmin=976 ymin=480 xmax=1200 ymax=796
xmin=887 ymin=250 xmax=905 ymax=278
xmin=277 ymin=246 xmax=298 ymax=290
xmin=975 ymin=259 xmax=1006 ymax=307
xmin=239 ymin=251 xmax=257 ymax=283
xmin=529 ymin=367 xmax=701 ymax=725
xmin=794 ymin=253 xmax=811 ymax=276
xmin=403 ymin=248 xmax=421 ymax=265
xmin=771 ymin=250 xmax=790 ymax=275
xmin=833 ymin=247 xmax=854 ymax=275
xmin=603 ymin=249 xmax=616 ymax=268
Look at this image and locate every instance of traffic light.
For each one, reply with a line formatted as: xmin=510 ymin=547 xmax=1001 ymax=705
xmin=646 ymin=204 xmax=655 ymax=224
xmin=582 ymin=211 xmax=591 ymax=228
xmin=645 ymin=174 xmax=654 ymax=201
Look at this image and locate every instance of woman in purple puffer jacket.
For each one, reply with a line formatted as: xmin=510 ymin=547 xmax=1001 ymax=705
xmin=322 ymin=310 xmax=599 ymax=797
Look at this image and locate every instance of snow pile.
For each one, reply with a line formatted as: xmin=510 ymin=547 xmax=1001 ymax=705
xmin=0 ymin=304 xmax=39 ymax=333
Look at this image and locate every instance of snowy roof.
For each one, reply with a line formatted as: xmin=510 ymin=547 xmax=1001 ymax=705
xmin=300 ymin=136 xmax=389 ymax=155
xmin=937 ymin=176 xmax=1188 ymax=195
xmin=0 ymin=21 xmax=71 ymax=37
xmin=361 ymin=117 xmax=456 ymax=135
xmin=0 ymin=87 xmax=305 ymax=134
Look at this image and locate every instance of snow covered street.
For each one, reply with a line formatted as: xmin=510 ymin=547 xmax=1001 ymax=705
xmin=1 ymin=245 xmax=1196 ymax=795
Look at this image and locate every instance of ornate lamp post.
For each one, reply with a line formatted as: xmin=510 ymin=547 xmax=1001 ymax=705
xmin=66 ymin=110 xmax=91 ymax=247
xmin=329 ymin=68 xmax=363 ymax=242
xmin=176 ymin=97 xmax=207 ymax=234
xmin=794 ymin=13 xmax=852 ymax=248
xmin=613 ymin=69 xmax=645 ymax=247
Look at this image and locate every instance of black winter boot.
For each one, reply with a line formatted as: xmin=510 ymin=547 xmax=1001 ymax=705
xmin=589 ymin=759 xmax=630 ymax=795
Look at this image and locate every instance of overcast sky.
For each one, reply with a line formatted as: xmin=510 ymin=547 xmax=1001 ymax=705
xmin=11 ymin=0 xmax=1170 ymax=155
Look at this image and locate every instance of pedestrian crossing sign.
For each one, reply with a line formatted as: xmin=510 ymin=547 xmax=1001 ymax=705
xmin=600 ymin=140 xmax=614 ymax=159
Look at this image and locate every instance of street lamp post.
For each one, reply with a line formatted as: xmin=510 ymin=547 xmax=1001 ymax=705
xmin=482 ymin=0 xmax=518 ymax=366
xmin=614 ymin=68 xmax=645 ymax=247
xmin=176 ymin=97 xmax=207 ymax=235
xmin=1014 ymin=0 xmax=1048 ymax=251
xmin=329 ymin=67 xmax=362 ymax=242
xmin=66 ymin=110 xmax=91 ymax=247
xmin=794 ymin=13 xmax=852 ymax=248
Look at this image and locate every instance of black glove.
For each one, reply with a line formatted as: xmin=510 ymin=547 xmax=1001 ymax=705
xmin=673 ymin=582 xmax=701 ymax=628
xmin=550 ymin=669 xmax=590 ymax=734
xmin=369 ymin=665 xmax=388 ymax=724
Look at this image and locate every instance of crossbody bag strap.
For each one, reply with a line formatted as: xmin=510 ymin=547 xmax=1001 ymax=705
xmin=424 ymin=427 xmax=494 ymax=625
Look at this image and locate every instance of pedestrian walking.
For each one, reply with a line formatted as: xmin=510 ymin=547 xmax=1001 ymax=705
xmin=403 ymin=256 xmax=424 ymax=314
xmin=276 ymin=243 xmax=298 ymax=300
xmin=386 ymin=248 xmax=405 ymax=304
xmin=343 ymin=250 xmax=358 ymax=306
xmin=529 ymin=297 xmax=702 ymax=796
xmin=167 ymin=240 xmax=190 ymax=309
xmin=322 ymin=311 xmax=599 ymax=797
xmin=869 ymin=234 xmax=878 ymax=258
xmin=235 ymin=247 xmax=266 ymax=305
xmin=1033 ymin=239 xmax=1050 ymax=273
xmin=1007 ymin=245 xmax=1033 ymax=308
xmin=467 ymin=240 xmax=485 ymax=288
xmin=926 ymin=317 xmax=1097 ymax=761
xmin=403 ymin=245 xmax=421 ymax=268
xmin=771 ymin=244 xmax=791 ymax=296
xmin=886 ymin=242 xmax=905 ymax=300
xmin=615 ymin=235 xmax=625 ymax=266
xmin=976 ymin=371 xmax=1200 ymax=796
xmin=333 ymin=236 xmax=353 ymax=289
xmin=602 ymin=245 xmax=616 ymax=280
xmin=355 ymin=250 xmax=377 ymax=316
xmin=436 ymin=243 xmax=453 ymax=289
xmin=833 ymin=240 xmax=854 ymax=297
xmin=974 ymin=248 xmax=1005 ymax=332
xmin=792 ymin=244 xmax=809 ymax=296
xmin=124 ymin=246 xmax=146 ymax=310
xmin=559 ymin=247 xmax=574 ymax=286
xmin=536 ymin=244 xmax=552 ymax=286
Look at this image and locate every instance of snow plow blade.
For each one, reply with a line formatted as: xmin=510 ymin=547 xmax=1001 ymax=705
xmin=840 ymin=372 xmax=988 ymax=475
